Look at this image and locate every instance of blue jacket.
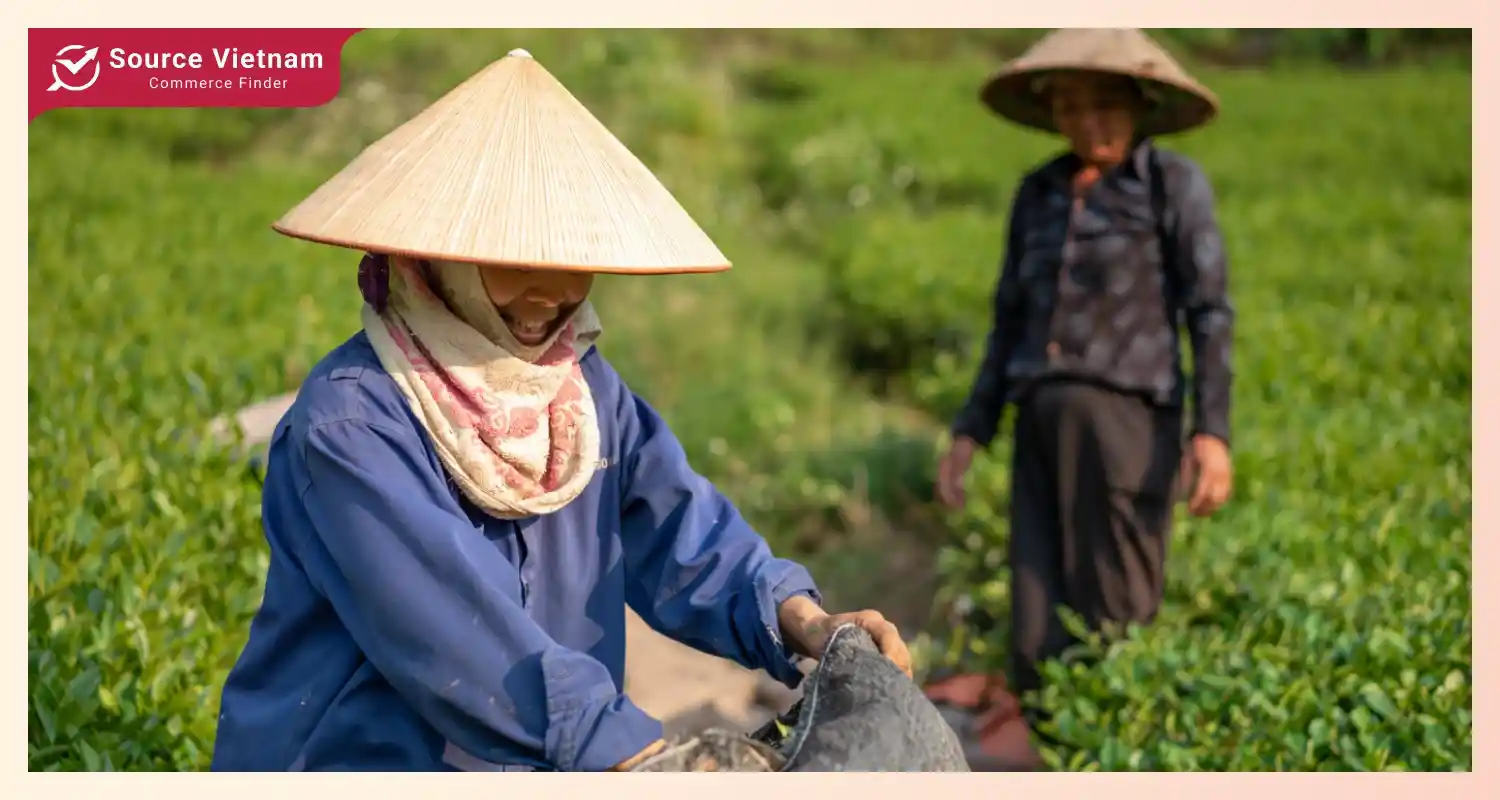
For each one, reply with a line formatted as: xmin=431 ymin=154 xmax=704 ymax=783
xmin=211 ymin=332 xmax=821 ymax=772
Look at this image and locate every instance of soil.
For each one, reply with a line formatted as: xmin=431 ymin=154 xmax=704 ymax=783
xmin=623 ymin=608 xmax=799 ymax=734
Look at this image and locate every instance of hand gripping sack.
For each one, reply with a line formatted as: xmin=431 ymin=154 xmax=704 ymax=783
xmin=634 ymin=624 xmax=969 ymax=772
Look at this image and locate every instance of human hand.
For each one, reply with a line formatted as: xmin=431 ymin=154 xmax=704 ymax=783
xmin=608 ymin=738 xmax=667 ymax=771
xmin=1184 ymin=434 xmax=1232 ymax=517
xmin=778 ymin=596 xmax=913 ymax=678
xmin=936 ymin=436 xmax=979 ymax=509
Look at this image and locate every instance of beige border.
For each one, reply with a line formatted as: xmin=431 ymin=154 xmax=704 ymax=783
xmin=16 ymin=3 xmax=1485 ymax=792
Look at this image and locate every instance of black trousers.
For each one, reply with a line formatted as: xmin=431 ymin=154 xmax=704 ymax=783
xmin=1007 ymin=380 xmax=1183 ymax=695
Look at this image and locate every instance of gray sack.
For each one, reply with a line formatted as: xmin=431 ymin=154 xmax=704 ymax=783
xmin=634 ymin=624 xmax=970 ymax=772
xmin=774 ymin=623 xmax=969 ymax=772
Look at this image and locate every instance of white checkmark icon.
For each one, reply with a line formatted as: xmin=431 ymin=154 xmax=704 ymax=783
xmin=56 ymin=47 xmax=98 ymax=74
xmin=47 ymin=45 xmax=102 ymax=92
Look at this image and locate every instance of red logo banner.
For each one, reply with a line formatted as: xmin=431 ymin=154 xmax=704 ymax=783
xmin=29 ymin=28 xmax=363 ymax=121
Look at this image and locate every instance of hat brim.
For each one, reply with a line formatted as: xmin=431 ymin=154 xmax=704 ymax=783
xmin=270 ymin=223 xmax=734 ymax=276
xmin=269 ymin=51 xmax=736 ymax=277
xmin=979 ymin=65 xmax=1219 ymax=138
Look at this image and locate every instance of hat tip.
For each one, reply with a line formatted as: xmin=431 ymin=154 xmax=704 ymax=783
xmin=507 ymin=48 xmax=533 ymax=59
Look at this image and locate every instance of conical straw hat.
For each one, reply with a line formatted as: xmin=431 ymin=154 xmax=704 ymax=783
xmin=273 ymin=49 xmax=731 ymax=274
xmin=979 ymin=29 xmax=1219 ymax=137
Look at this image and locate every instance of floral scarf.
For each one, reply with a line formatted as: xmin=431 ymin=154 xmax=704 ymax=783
xmin=358 ymin=253 xmax=603 ymax=519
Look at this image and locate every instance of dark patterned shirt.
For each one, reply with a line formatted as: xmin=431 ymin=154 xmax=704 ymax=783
xmin=952 ymin=138 xmax=1234 ymax=448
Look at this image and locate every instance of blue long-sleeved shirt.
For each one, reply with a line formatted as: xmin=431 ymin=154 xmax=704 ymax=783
xmin=211 ymin=332 xmax=821 ymax=772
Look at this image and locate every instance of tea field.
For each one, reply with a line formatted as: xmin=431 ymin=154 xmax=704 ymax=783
xmin=28 ymin=30 xmax=1471 ymax=771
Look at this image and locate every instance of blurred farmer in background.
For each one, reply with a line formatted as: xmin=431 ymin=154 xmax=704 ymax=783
xmin=212 ymin=49 xmax=909 ymax=773
xmin=936 ymin=29 xmax=1235 ymax=699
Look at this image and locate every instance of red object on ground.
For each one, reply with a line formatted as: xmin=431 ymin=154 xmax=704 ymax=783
xmin=923 ymin=672 xmax=1043 ymax=771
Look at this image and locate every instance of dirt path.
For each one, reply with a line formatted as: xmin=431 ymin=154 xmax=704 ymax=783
xmin=623 ymin=609 xmax=797 ymax=734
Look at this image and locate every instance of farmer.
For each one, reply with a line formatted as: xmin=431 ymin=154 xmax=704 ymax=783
xmin=935 ymin=29 xmax=1235 ymax=698
xmin=211 ymin=49 xmax=910 ymax=773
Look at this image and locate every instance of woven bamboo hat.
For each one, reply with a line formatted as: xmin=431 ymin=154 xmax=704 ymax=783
xmin=979 ymin=28 xmax=1219 ymax=137
xmin=273 ymin=49 xmax=730 ymax=274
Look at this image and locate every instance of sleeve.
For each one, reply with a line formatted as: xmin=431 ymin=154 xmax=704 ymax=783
xmin=607 ymin=369 xmax=822 ymax=689
xmin=1167 ymin=161 xmax=1236 ymax=447
xmin=951 ymin=180 xmax=1030 ymax=448
xmin=293 ymin=417 xmax=663 ymax=772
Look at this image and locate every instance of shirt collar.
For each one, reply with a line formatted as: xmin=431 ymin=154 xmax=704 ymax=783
xmin=1126 ymin=136 xmax=1155 ymax=179
xmin=1039 ymin=137 xmax=1155 ymax=188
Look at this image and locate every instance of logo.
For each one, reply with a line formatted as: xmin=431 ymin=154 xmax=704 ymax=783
xmin=47 ymin=45 xmax=101 ymax=92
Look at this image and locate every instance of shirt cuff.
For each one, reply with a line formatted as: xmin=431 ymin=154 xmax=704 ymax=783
xmin=548 ymin=691 xmax=662 ymax=772
xmin=1192 ymin=414 xmax=1231 ymax=450
xmin=540 ymin=649 xmax=663 ymax=772
xmin=747 ymin=567 xmax=822 ymax=689
xmin=951 ymin=401 xmax=1004 ymax=449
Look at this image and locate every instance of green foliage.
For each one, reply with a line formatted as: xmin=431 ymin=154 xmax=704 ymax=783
xmin=30 ymin=29 xmax=1469 ymax=772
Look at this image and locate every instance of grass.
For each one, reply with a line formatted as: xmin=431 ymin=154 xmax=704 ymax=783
xmin=28 ymin=29 xmax=1470 ymax=771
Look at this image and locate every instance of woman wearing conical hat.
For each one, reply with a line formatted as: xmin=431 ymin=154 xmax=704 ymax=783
xmin=935 ymin=30 xmax=1236 ymax=700
xmin=210 ymin=50 xmax=910 ymax=773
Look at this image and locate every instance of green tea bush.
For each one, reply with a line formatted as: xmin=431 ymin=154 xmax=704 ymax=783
xmin=810 ymin=210 xmax=1000 ymax=389
xmin=739 ymin=60 xmax=1049 ymax=221
xmin=935 ymin=394 xmax=1471 ymax=771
